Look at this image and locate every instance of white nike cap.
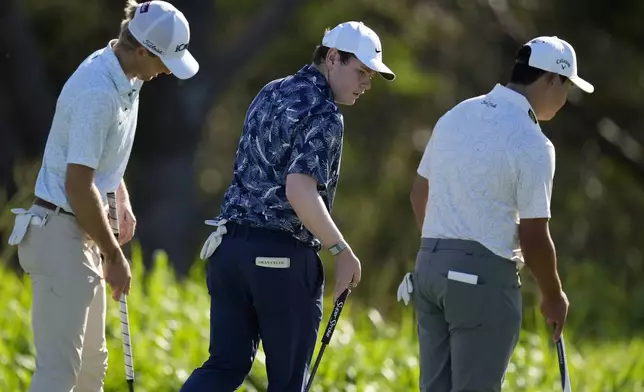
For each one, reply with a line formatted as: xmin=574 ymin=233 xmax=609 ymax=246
xmin=322 ymin=21 xmax=395 ymax=81
xmin=128 ymin=1 xmax=199 ymax=80
xmin=523 ymin=36 xmax=593 ymax=93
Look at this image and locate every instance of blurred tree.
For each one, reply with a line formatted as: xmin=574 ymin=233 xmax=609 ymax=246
xmin=1 ymin=0 xmax=643 ymax=337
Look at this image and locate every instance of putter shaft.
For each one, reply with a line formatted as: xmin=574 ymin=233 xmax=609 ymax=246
xmin=304 ymin=345 xmax=326 ymax=391
xmin=304 ymin=289 xmax=350 ymax=392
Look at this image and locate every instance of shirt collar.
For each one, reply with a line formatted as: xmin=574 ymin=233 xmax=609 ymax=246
xmin=296 ymin=64 xmax=334 ymax=101
xmin=102 ymin=40 xmax=138 ymax=96
xmin=488 ymin=84 xmax=539 ymax=125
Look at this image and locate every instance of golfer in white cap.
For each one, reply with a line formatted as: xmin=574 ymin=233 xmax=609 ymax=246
xmin=180 ymin=21 xmax=393 ymax=392
xmin=398 ymin=36 xmax=593 ymax=391
xmin=7 ymin=1 xmax=198 ymax=391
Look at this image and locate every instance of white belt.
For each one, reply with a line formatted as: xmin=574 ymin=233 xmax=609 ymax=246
xmin=199 ymin=219 xmax=228 ymax=260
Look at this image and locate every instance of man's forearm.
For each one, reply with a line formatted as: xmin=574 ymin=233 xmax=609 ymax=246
xmin=410 ymin=175 xmax=429 ymax=232
xmin=411 ymin=197 xmax=426 ymax=232
xmin=117 ymin=178 xmax=130 ymax=203
xmin=519 ymin=227 xmax=562 ymax=297
xmin=67 ymin=182 xmax=120 ymax=257
xmin=286 ymin=176 xmax=344 ymax=249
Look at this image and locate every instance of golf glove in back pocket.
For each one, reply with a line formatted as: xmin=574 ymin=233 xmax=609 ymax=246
xmin=8 ymin=208 xmax=48 ymax=246
xmin=397 ymin=272 xmax=414 ymax=306
xmin=200 ymin=219 xmax=228 ymax=260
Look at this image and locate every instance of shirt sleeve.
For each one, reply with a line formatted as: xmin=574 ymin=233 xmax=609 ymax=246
xmin=515 ymin=139 xmax=556 ymax=219
xmin=66 ymin=90 xmax=116 ymax=169
xmin=286 ymin=112 xmax=343 ymax=190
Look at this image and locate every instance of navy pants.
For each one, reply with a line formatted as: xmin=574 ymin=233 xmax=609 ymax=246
xmin=180 ymin=222 xmax=325 ymax=392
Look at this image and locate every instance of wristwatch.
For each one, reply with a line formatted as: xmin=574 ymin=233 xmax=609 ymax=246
xmin=328 ymin=241 xmax=348 ymax=256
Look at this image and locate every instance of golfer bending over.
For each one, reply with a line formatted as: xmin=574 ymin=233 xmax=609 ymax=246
xmin=8 ymin=1 xmax=198 ymax=391
xmin=399 ymin=36 xmax=593 ymax=391
xmin=181 ymin=21 xmax=395 ymax=392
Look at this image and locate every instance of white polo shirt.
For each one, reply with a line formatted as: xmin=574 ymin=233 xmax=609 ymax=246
xmin=418 ymin=84 xmax=555 ymax=264
xmin=34 ymin=40 xmax=142 ymax=213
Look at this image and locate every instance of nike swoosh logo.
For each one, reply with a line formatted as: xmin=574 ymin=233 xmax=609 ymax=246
xmin=375 ymin=49 xmax=381 ymax=53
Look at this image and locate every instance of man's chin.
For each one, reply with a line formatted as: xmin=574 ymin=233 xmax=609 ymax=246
xmin=137 ymin=74 xmax=156 ymax=82
xmin=336 ymin=97 xmax=357 ymax=106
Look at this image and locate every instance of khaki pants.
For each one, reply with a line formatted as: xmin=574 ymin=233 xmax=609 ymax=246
xmin=413 ymin=238 xmax=522 ymax=392
xmin=15 ymin=205 xmax=108 ymax=392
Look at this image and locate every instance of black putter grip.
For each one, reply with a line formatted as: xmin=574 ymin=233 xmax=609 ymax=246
xmin=554 ymin=323 xmax=566 ymax=390
xmin=556 ymin=339 xmax=565 ymax=386
xmin=321 ymin=289 xmax=350 ymax=345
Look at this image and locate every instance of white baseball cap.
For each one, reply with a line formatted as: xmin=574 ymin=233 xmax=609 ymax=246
xmin=523 ymin=36 xmax=593 ymax=93
xmin=322 ymin=21 xmax=395 ymax=81
xmin=128 ymin=1 xmax=199 ymax=80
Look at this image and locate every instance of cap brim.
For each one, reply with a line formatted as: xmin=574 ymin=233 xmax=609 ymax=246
xmin=162 ymin=50 xmax=199 ymax=80
xmin=358 ymin=55 xmax=395 ymax=81
xmin=569 ymin=75 xmax=594 ymax=93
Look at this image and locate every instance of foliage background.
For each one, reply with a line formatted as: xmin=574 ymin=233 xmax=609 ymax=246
xmin=1 ymin=0 xmax=644 ymax=390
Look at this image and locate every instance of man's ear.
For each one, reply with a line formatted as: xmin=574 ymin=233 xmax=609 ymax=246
xmin=135 ymin=46 xmax=149 ymax=58
xmin=326 ymin=48 xmax=338 ymax=66
xmin=546 ymin=72 xmax=560 ymax=85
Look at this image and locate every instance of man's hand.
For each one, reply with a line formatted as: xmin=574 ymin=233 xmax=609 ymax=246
xmin=117 ymin=200 xmax=136 ymax=245
xmin=104 ymin=248 xmax=132 ymax=301
xmin=540 ymin=290 xmax=569 ymax=341
xmin=116 ymin=180 xmax=135 ymax=245
xmin=333 ymin=247 xmax=361 ymax=301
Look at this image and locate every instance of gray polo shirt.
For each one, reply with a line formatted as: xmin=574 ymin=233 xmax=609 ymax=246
xmin=417 ymin=84 xmax=555 ymax=264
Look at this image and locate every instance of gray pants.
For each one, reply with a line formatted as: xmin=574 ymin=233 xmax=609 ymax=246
xmin=413 ymin=238 xmax=522 ymax=392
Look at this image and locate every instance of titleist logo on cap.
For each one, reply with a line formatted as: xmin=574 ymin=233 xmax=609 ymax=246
xmin=144 ymin=39 xmax=164 ymax=55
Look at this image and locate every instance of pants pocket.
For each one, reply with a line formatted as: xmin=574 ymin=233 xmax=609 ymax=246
xmin=444 ymin=279 xmax=489 ymax=330
xmin=17 ymin=228 xmax=47 ymax=276
xmin=304 ymin=252 xmax=324 ymax=300
xmin=492 ymin=286 xmax=523 ymax=326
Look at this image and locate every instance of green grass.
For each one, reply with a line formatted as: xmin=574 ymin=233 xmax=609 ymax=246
xmin=1 ymin=245 xmax=643 ymax=391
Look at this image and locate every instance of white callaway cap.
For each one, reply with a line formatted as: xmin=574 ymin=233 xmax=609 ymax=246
xmin=128 ymin=1 xmax=199 ymax=80
xmin=523 ymin=36 xmax=593 ymax=93
xmin=322 ymin=21 xmax=395 ymax=81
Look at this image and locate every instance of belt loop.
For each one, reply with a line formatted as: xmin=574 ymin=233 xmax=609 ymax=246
xmin=54 ymin=206 xmax=61 ymax=215
xmin=429 ymin=238 xmax=439 ymax=253
xmin=243 ymin=225 xmax=249 ymax=241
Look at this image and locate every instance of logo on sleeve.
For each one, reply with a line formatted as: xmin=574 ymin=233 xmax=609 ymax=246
xmin=528 ymin=108 xmax=538 ymax=124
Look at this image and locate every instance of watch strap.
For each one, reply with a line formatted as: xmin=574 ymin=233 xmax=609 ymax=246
xmin=328 ymin=241 xmax=348 ymax=256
